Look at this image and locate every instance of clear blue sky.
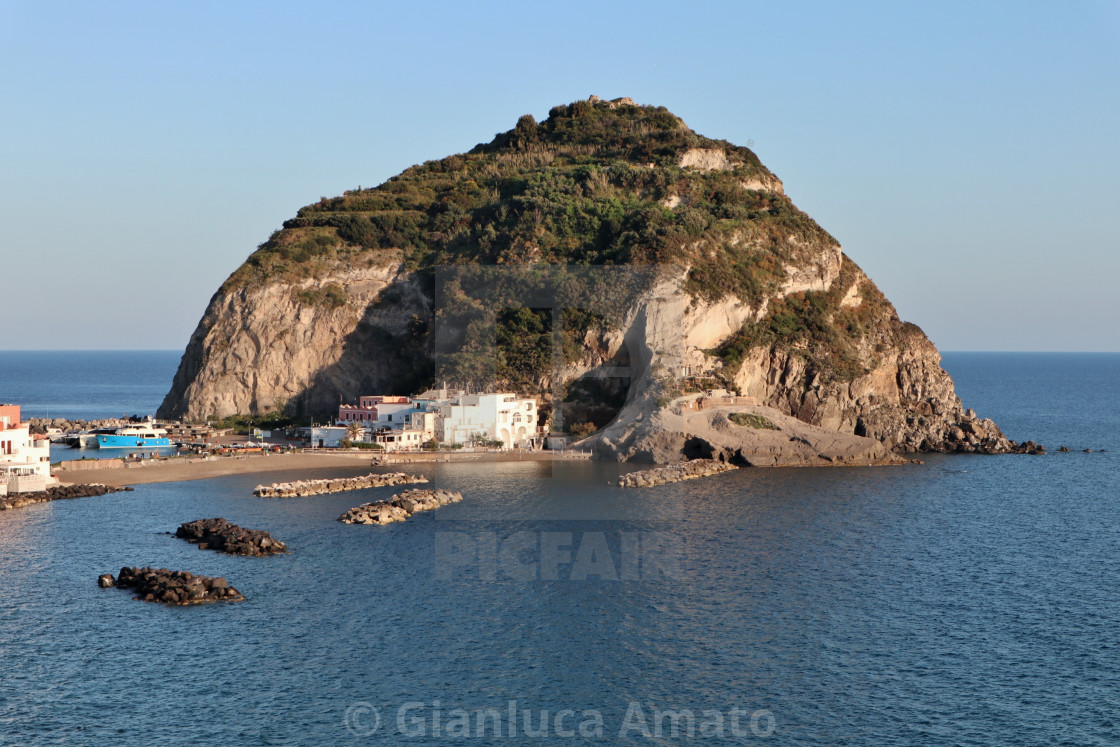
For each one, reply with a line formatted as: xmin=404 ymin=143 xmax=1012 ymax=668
xmin=2 ymin=0 xmax=1117 ymax=351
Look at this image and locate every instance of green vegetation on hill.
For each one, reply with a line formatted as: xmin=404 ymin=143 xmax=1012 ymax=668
xmin=209 ymin=411 xmax=300 ymax=433
xmin=214 ymin=97 xmax=848 ymax=404
xmin=224 ymin=99 xmax=835 ymax=311
xmin=295 ymin=283 xmax=347 ymax=307
xmin=711 ymin=257 xmax=897 ymax=387
xmin=728 ymin=412 xmax=779 ymax=430
xmin=429 ymin=264 xmax=643 ymax=394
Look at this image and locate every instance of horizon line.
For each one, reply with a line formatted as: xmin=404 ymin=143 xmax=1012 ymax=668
xmin=2 ymin=349 xmax=1120 ymax=355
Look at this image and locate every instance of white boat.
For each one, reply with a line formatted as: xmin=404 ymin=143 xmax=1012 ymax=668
xmin=66 ymin=426 xmax=119 ymax=449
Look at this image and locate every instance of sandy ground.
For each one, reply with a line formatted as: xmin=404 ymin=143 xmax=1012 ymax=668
xmin=55 ymin=449 xmax=590 ymax=487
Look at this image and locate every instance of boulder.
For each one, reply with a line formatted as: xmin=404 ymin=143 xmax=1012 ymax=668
xmin=1013 ymin=440 xmax=1046 ymax=455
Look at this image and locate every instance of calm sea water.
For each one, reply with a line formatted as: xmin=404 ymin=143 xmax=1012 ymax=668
xmin=0 ymin=351 xmax=182 ymax=462
xmin=0 ymin=351 xmax=180 ymax=421
xmin=0 ymin=352 xmax=1117 ymax=745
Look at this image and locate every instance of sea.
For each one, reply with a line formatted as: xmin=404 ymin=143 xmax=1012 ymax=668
xmin=0 ymin=351 xmax=1117 ymax=746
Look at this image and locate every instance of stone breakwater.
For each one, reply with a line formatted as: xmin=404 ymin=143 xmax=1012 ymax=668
xmin=339 ymin=489 xmax=463 ymax=525
xmin=617 ymin=459 xmax=738 ymax=488
xmin=0 ymin=483 xmax=132 ymax=510
xmin=253 ymin=472 xmax=427 ymax=497
xmin=28 ymin=417 xmax=129 ymax=434
xmin=175 ymin=518 xmax=287 ymax=556
xmin=101 ymin=566 xmax=244 ymax=605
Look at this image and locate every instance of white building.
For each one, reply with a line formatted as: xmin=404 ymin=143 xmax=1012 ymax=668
xmin=303 ymin=425 xmax=349 ymax=449
xmin=437 ymin=393 xmax=537 ymax=449
xmin=406 ymin=410 xmax=438 ymax=440
xmin=369 ymin=428 xmax=427 ymax=452
xmin=0 ymin=404 xmax=56 ymax=494
xmin=336 ymin=390 xmax=538 ymax=449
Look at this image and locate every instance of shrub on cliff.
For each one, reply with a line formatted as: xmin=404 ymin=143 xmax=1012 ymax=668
xmin=729 ymin=412 xmax=779 ymax=430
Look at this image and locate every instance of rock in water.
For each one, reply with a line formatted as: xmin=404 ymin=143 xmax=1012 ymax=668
xmin=253 ymin=472 xmax=427 ymax=497
xmin=106 ymin=567 xmax=244 ymax=605
xmin=156 ymin=97 xmax=1034 ymax=461
xmin=339 ymin=489 xmax=463 ymax=525
xmin=175 ymin=518 xmax=288 ymax=556
xmin=0 ymin=484 xmax=131 ymax=511
xmin=618 ymin=459 xmax=737 ymax=488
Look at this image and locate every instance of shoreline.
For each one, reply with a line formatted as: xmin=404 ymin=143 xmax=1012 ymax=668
xmin=53 ymin=449 xmax=590 ymax=487
xmin=51 ymin=446 xmax=923 ymax=489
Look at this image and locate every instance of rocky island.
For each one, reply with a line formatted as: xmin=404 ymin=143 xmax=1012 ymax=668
xmin=158 ymin=96 xmax=1033 ymax=466
xmin=102 ymin=566 xmax=244 ymax=605
xmin=175 ymin=518 xmax=288 ymax=556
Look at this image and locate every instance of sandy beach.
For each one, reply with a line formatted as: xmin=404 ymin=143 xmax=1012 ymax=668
xmin=54 ymin=449 xmax=589 ymax=487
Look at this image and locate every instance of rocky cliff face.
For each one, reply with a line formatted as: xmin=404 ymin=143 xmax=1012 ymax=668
xmin=589 ymin=261 xmax=1029 ymax=463
xmin=160 ymin=260 xmax=430 ymax=420
xmin=160 ymin=97 xmax=1034 ymax=460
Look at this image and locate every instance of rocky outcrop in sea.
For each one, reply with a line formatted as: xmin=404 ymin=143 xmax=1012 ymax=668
xmin=617 ymin=459 xmax=737 ymax=488
xmin=104 ymin=566 xmax=244 ymax=605
xmin=158 ymin=97 xmax=1038 ymax=464
xmin=175 ymin=518 xmax=287 ymax=556
xmin=253 ymin=472 xmax=427 ymax=497
xmin=0 ymin=483 xmax=131 ymax=511
xmin=339 ymin=488 xmax=463 ymax=525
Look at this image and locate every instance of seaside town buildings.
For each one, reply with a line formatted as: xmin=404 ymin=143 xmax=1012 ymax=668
xmin=0 ymin=404 xmax=56 ymax=494
xmin=335 ymin=389 xmax=539 ymax=451
xmin=436 ymin=393 xmax=537 ymax=448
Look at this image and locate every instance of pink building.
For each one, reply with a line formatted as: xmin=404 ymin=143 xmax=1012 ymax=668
xmin=0 ymin=405 xmax=20 ymax=428
xmin=338 ymin=395 xmax=412 ymax=423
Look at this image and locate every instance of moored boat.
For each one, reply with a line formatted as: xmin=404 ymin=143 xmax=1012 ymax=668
xmin=66 ymin=426 xmax=119 ymax=449
xmin=95 ymin=425 xmax=172 ymax=448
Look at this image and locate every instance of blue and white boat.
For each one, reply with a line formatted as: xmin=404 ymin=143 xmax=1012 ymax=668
xmin=95 ymin=425 xmax=172 ymax=449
